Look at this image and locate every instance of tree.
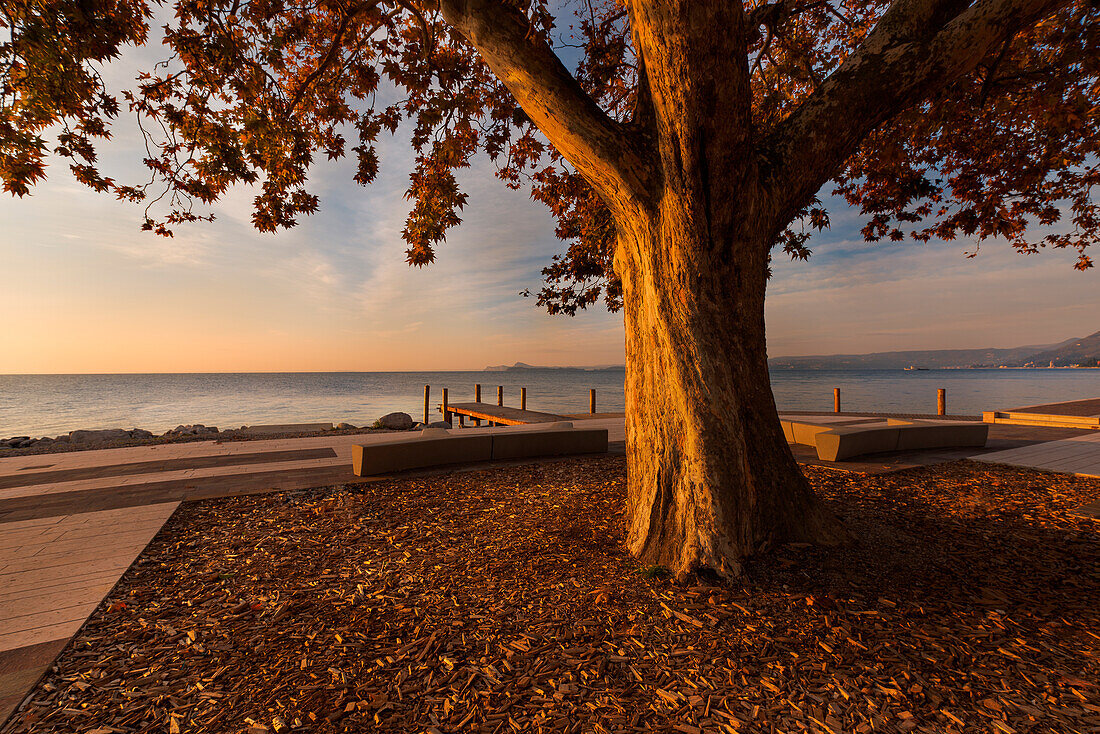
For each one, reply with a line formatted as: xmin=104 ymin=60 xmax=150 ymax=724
xmin=2 ymin=0 xmax=1096 ymax=577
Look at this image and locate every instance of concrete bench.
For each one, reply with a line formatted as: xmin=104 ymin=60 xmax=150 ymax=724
xmin=811 ymin=419 xmax=988 ymax=461
xmin=352 ymin=429 xmax=491 ymax=476
xmin=813 ymin=425 xmax=903 ymax=461
xmin=782 ymin=420 xmax=847 ymax=446
xmin=891 ymin=419 xmax=989 ymax=451
xmin=490 ymin=422 xmax=608 ymax=460
xmin=351 ymin=423 xmax=609 ymax=477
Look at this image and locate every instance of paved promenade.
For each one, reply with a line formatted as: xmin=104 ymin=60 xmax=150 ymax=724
xmin=0 ymin=419 xmax=628 ymax=724
xmin=972 ymin=428 xmax=1100 ymax=478
xmin=0 ymin=435 xmax=362 ymax=722
xmin=0 ymin=414 xmax=1096 ymax=724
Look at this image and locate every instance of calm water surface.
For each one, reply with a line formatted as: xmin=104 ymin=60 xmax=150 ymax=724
xmin=1 ymin=368 xmax=1097 ymax=437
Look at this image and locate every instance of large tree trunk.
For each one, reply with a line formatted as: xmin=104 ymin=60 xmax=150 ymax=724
xmin=608 ymin=2 xmax=846 ymax=579
xmin=616 ymin=217 xmax=847 ymax=579
xmin=449 ymin=0 xmax=848 ymax=579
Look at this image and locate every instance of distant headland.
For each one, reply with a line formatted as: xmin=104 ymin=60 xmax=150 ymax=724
xmin=768 ymin=329 xmax=1100 ymax=370
xmin=483 ymin=362 xmax=625 ymax=372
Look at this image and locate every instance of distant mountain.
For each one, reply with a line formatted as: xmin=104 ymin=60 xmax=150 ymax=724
xmin=484 ymin=362 xmax=537 ymax=371
xmin=490 ymin=331 xmax=1100 ymax=372
xmin=769 ymin=331 xmax=1100 ymax=369
xmin=483 ymin=362 xmax=625 ymax=372
xmin=1026 ymin=330 xmax=1100 ymax=367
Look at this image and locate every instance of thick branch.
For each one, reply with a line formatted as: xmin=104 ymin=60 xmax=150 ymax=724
xmin=436 ymin=0 xmax=655 ymax=215
xmin=764 ymin=0 xmax=1070 ymax=230
xmin=625 ymin=1 xmax=756 ymax=247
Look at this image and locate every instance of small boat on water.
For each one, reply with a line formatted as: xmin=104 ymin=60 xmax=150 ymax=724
xmin=904 ymin=366 xmax=930 ymax=371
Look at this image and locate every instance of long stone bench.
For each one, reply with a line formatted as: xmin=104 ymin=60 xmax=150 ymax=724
xmin=784 ymin=418 xmax=989 ymax=462
xmin=352 ymin=428 xmax=491 ymax=476
xmin=351 ymin=423 xmax=608 ymax=477
xmin=490 ymin=422 xmax=609 ymax=460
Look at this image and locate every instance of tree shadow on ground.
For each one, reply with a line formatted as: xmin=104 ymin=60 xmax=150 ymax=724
xmin=757 ymin=462 xmax=1100 ymax=622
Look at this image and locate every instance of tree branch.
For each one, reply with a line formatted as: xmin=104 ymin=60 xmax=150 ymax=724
xmin=435 ymin=0 xmax=656 ymax=215
xmin=763 ymin=0 xmax=1070 ymax=231
xmin=289 ymin=2 xmax=385 ymax=112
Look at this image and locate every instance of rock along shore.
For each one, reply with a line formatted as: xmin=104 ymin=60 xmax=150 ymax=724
xmin=0 ymin=412 xmax=439 ymax=456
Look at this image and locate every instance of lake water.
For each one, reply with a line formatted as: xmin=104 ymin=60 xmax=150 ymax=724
xmin=1 ymin=368 xmax=1097 ymax=438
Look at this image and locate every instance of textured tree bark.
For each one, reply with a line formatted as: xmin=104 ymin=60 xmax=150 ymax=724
xmin=606 ymin=2 xmax=844 ymax=578
xmin=615 ymin=216 xmax=847 ymax=579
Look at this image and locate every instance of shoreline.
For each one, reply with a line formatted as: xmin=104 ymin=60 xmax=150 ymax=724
xmin=0 ymin=409 xmax=993 ymax=459
xmin=3 ymin=368 xmax=1097 ymax=439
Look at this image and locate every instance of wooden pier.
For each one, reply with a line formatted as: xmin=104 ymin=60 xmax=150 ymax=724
xmin=441 ymin=402 xmax=567 ymax=427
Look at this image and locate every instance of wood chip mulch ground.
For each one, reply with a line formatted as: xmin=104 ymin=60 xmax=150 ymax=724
xmin=4 ymin=457 xmax=1098 ymax=734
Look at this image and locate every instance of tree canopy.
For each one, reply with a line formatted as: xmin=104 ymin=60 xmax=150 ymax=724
xmin=2 ymin=0 xmax=1096 ymax=314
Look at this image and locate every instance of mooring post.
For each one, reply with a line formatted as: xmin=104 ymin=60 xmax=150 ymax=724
xmin=590 ymin=388 xmax=596 ymax=414
xmin=423 ymin=385 xmax=430 ymax=425
xmin=521 ymin=387 xmax=527 ymax=411
xmin=473 ymin=383 xmax=482 ymax=425
xmin=442 ymin=387 xmax=449 ymax=425
xmin=834 ymin=388 xmax=841 ymax=413
xmin=497 ymin=385 xmax=504 ymax=406
xmin=938 ymin=388 xmax=947 ymax=416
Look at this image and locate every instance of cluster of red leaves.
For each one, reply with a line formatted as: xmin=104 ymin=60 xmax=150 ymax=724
xmin=4 ymin=457 xmax=1098 ymax=734
xmin=835 ymin=3 xmax=1100 ymax=271
xmin=1 ymin=1 xmax=1096 ymax=315
xmin=0 ymin=0 xmax=150 ymax=195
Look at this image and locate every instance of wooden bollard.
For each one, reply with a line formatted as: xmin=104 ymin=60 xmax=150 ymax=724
xmin=590 ymin=389 xmax=596 ymax=414
xmin=938 ymin=388 xmax=947 ymax=416
xmin=423 ymin=385 xmax=430 ymax=425
xmin=475 ymin=383 xmax=481 ymax=403
xmin=442 ymin=388 xmax=449 ymax=425
xmin=497 ymin=385 xmax=504 ymax=406
xmin=521 ymin=387 xmax=527 ymax=411
xmin=833 ymin=388 xmax=841 ymax=413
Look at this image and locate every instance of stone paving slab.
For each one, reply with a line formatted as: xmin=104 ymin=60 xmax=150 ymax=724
xmin=0 ymin=639 xmax=68 ymax=726
xmin=0 ymin=503 xmax=178 ymax=649
xmin=972 ymin=430 xmax=1100 ymax=478
xmin=0 ymin=454 xmax=350 ymax=502
xmin=0 ymin=502 xmax=177 ymax=723
xmin=0 ymin=447 xmax=338 ymax=491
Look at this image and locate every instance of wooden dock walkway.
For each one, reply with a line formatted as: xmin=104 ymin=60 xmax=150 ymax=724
xmin=442 ymin=402 xmax=567 ymax=426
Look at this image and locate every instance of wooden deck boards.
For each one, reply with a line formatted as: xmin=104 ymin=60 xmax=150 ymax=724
xmin=443 ymin=402 xmax=567 ymax=426
xmin=0 ymin=447 xmax=337 ymax=490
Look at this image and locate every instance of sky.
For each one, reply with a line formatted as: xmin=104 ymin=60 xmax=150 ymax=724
xmin=1 ymin=36 xmax=1096 ymax=374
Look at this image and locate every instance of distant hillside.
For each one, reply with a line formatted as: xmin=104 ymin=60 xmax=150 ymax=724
xmin=1026 ymin=330 xmax=1100 ymax=367
xmin=484 ymin=362 xmax=538 ymax=371
xmin=483 ymin=362 xmax=625 ymax=372
xmin=769 ymin=332 xmax=1099 ymax=369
